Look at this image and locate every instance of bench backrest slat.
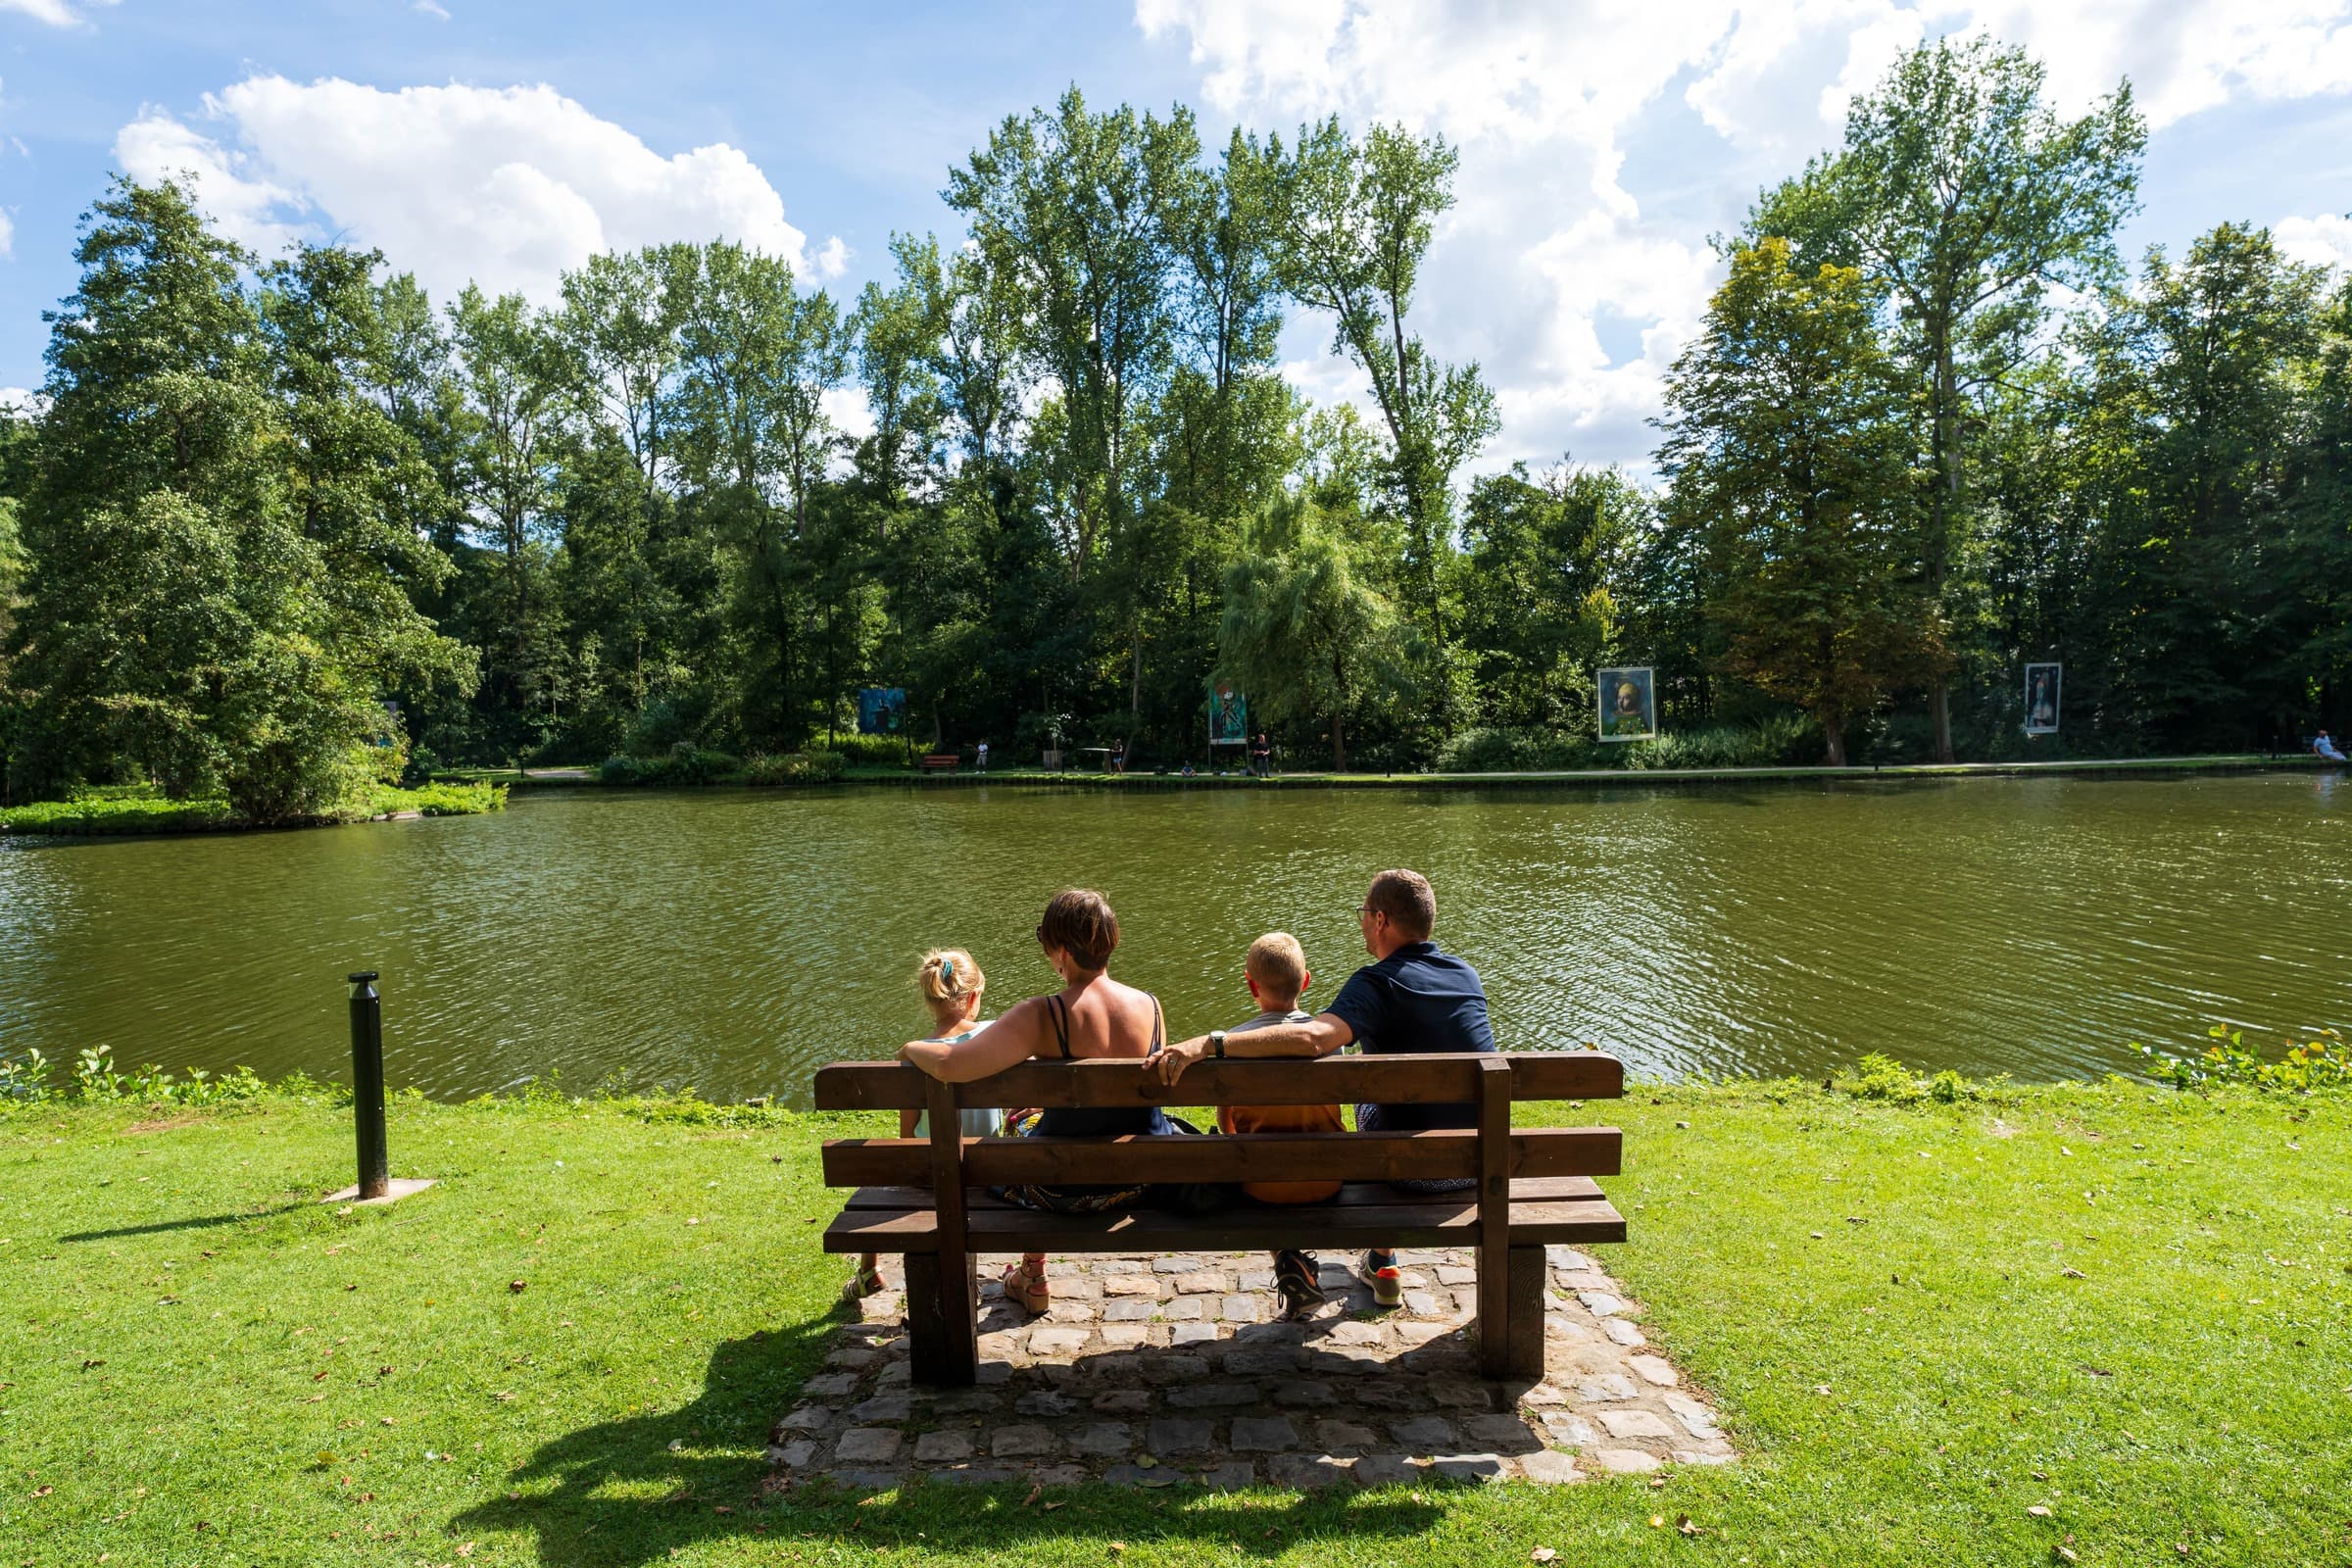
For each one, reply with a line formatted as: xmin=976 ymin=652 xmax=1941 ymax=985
xmin=810 ymin=1052 xmax=1622 ymax=1111
xmin=820 ymin=1125 xmax=1621 ymax=1190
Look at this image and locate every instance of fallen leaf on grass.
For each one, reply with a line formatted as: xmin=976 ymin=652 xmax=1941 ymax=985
xmin=1532 ymin=1549 xmax=1558 ymax=1563
xmin=458 ymin=1544 xmax=475 ymax=1558
xmin=336 ymin=1206 xmax=354 ymax=1217
xmin=1021 ymin=1484 xmax=1044 ymax=1507
xmin=33 ymin=1485 xmax=53 ymax=1496
xmin=509 ymin=1280 xmax=527 ymax=1294
xmin=1108 ymin=1543 xmax=1127 ymax=1554
xmin=2028 ymin=1504 xmax=2053 ymax=1517
xmin=2056 ymin=1549 xmax=2079 ymax=1563
xmin=2060 ymin=1268 xmax=2086 ymax=1280
xmin=1648 ymin=1513 xmax=1665 ymax=1528
xmin=314 ymin=1371 xmax=330 ymax=1382
xmin=1678 ymin=1517 xmax=1703 ymax=1538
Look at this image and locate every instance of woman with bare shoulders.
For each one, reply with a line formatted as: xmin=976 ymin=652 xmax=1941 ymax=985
xmin=898 ymin=888 xmax=1170 ymax=1314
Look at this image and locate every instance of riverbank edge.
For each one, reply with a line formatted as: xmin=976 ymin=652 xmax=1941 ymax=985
xmin=0 ymin=779 xmax=508 ymax=840
xmin=484 ymin=751 xmax=2328 ymax=793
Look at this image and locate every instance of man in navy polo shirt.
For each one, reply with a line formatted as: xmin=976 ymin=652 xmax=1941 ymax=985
xmin=1151 ymin=868 xmax=1494 ymax=1306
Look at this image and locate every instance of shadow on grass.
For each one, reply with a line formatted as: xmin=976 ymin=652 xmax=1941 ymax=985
xmin=457 ymin=1313 xmax=1446 ymax=1568
xmin=60 ymin=1203 xmax=308 ymax=1243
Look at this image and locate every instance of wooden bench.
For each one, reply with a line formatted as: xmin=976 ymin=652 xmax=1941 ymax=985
xmin=918 ymin=753 xmax=959 ymax=772
xmin=814 ymin=1052 xmax=1626 ymax=1386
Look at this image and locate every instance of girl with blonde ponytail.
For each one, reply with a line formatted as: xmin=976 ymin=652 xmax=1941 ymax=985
xmin=843 ymin=949 xmax=1002 ymax=1302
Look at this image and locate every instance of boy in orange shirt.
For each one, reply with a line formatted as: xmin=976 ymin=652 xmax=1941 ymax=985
xmin=1216 ymin=932 xmax=1345 ymax=1319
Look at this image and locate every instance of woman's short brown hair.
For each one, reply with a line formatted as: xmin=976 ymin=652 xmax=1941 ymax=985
xmin=1363 ymin=868 xmax=1436 ymax=941
xmin=1036 ymin=889 xmax=1120 ymax=972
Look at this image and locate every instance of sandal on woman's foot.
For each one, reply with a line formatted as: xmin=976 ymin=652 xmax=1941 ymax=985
xmin=1001 ymin=1259 xmax=1050 ymax=1313
xmin=840 ymin=1261 xmax=885 ymax=1304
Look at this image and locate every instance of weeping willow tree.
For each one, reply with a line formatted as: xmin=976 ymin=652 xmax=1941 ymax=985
xmin=1216 ymin=495 xmax=1414 ymax=769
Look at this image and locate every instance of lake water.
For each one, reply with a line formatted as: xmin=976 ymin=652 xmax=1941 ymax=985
xmin=3 ymin=772 xmax=2346 ymax=1103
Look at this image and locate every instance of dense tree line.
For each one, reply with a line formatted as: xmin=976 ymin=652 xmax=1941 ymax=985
xmin=2 ymin=45 xmax=2348 ymax=814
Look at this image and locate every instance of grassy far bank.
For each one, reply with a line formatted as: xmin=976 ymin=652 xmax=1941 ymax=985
xmin=1 ymin=1077 xmax=2345 ymax=1566
xmin=0 ymin=780 xmax=506 ymax=837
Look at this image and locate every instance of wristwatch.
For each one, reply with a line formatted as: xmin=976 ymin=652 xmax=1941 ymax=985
xmin=1208 ymin=1030 xmax=1227 ymax=1059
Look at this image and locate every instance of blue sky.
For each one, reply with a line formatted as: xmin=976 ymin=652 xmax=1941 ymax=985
xmin=5 ymin=0 xmax=2350 ymax=471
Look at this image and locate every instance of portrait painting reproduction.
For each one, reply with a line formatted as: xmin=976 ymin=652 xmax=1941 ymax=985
xmin=1597 ymin=666 xmax=1657 ymax=742
xmin=2024 ymin=663 xmax=2061 ymax=736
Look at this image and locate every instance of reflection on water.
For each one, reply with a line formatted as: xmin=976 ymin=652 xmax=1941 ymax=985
xmin=3 ymin=772 xmax=2345 ymax=1103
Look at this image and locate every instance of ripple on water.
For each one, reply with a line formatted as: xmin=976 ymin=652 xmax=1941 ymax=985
xmin=2 ymin=771 xmax=2345 ymax=1102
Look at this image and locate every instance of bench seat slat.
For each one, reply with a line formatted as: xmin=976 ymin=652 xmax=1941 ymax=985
xmin=823 ymin=1181 xmax=1625 ymax=1253
xmin=811 ymin=1052 xmax=1623 ymax=1110
xmin=839 ymin=1176 xmax=1608 ymax=1211
xmin=822 ymin=1126 xmax=1620 ymax=1189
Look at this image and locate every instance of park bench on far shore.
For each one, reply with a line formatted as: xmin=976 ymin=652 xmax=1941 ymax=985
xmin=919 ymin=753 xmax=959 ymax=772
xmin=813 ymin=1052 xmax=1627 ymax=1386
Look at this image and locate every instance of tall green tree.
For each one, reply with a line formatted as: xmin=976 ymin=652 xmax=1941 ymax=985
xmin=1457 ymin=463 xmax=1644 ymax=731
xmin=1258 ymin=117 xmax=1498 ymax=650
xmin=9 ymin=179 xmax=423 ymax=814
xmin=1750 ymin=35 xmax=2143 ymax=760
xmin=1656 ymin=239 xmax=1943 ymax=765
xmin=2072 ymin=223 xmax=2328 ymax=747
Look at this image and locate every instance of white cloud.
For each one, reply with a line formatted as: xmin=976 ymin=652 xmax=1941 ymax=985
xmin=2277 ymin=212 xmax=2352 ymax=271
xmin=812 ymin=234 xmax=851 ymax=279
xmin=116 ymin=75 xmax=830 ymax=308
xmin=1140 ymin=0 xmax=2352 ymax=472
xmin=0 ymin=0 xmax=118 ymax=26
xmin=414 ymin=0 xmax=451 ymax=18
xmin=0 ymin=206 xmax=13 ymax=260
xmin=0 ymin=386 xmax=41 ymax=416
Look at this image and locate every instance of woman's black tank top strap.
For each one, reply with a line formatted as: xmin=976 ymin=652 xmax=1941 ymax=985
xmin=1031 ymin=987 xmax=1173 ymax=1144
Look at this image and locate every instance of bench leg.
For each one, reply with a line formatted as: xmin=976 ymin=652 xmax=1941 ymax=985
xmin=902 ymin=1253 xmax=978 ymax=1387
xmin=1504 ymin=1245 xmax=1546 ymax=1381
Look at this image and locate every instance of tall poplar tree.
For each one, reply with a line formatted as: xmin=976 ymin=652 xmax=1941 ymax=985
xmin=1749 ymin=36 xmax=2143 ymax=760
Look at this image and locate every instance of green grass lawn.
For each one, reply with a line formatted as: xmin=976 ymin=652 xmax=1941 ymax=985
xmin=1 ymin=1081 xmax=2344 ymax=1566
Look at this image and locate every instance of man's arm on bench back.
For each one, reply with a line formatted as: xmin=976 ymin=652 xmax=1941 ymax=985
xmin=1151 ymin=1013 xmax=1354 ymax=1087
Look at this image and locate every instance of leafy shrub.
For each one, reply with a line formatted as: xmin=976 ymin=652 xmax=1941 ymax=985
xmin=1841 ymin=1052 xmax=1928 ymax=1102
xmin=596 ymin=744 xmax=741 ymax=787
xmin=826 ymin=732 xmax=919 ymax=768
xmin=744 ymin=750 xmax=847 ymax=785
xmin=0 ymin=796 xmax=235 ymax=835
xmin=0 ymin=1049 xmax=51 ymax=1103
xmin=2136 ymin=1025 xmax=2352 ymax=1091
xmin=66 ymin=1048 xmax=269 ymax=1105
xmin=1436 ymin=726 xmax=1595 ymax=771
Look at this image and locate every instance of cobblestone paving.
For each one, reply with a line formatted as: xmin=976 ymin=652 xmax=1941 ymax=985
xmin=766 ymin=1247 xmax=1732 ymax=1493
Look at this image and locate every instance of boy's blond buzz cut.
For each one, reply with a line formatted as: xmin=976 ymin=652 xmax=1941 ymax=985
xmin=1245 ymin=932 xmax=1308 ymax=1003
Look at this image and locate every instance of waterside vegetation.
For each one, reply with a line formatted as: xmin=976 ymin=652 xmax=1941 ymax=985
xmin=4 ymin=35 xmax=2350 ymax=810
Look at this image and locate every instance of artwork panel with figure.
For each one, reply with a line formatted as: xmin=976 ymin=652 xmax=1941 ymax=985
xmin=1597 ymin=666 xmax=1657 ymax=742
xmin=1208 ymin=679 xmax=1250 ymax=747
xmin=2024 ymin=663 xmax=2061 ymax=736
xmin=858 ymin=687 xmax=907 ymax=735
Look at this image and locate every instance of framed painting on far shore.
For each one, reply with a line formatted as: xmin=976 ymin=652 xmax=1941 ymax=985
xmin=1597 ymin=666 xmax=1657 ymax=742
xmin=2024 ymin=662 xmax=2061 ymax=736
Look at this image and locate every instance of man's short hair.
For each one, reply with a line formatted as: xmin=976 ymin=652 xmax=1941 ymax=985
xmin=1246 ymin=932 xmax=1307 ymax=1001
xmin=1037 ymin=888 xmax=1120 ymax=971
xmin=1364 ymin=868 xmax=1435 ymax=941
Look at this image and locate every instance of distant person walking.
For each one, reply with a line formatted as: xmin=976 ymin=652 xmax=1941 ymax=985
xmin=1112 ymin=738 xmax=1126 ymax=774
xmin=976 ymin=740 xmax=990 ymax=773
xmin=1250 ymin=732 xmax=1272 ymax=778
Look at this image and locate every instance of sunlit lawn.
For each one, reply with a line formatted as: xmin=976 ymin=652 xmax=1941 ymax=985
xmin=1 ymin=1081 xmax=2344 ymax=1565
